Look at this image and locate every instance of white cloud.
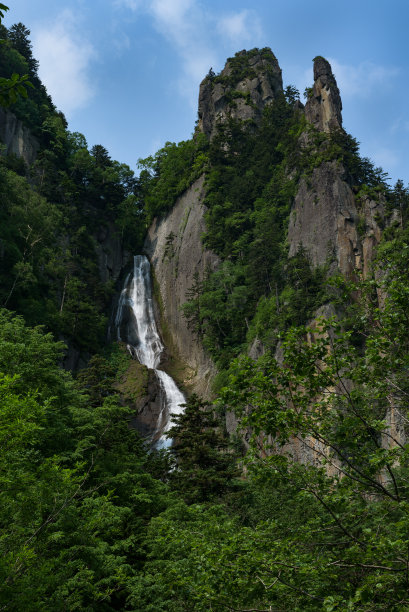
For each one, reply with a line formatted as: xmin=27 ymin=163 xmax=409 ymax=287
xmin=217 ymin=10 xmax=262 ymax=45
xmin=391 ymin=117 xmax=409 ymax=134
xmin=150 ymin=0 xmax=193 ymax=30
xmin=147 ymin=0 xmax=215 ymax=103
xmin=115 ymin=0 xmax=264 ymax=108
xmin=327 ymin=58 xmax=399 ymax=98
xmin=114 ymin=0 xmax=142 ymax=10
xmin=290 ymin=58 xmax=399 ymax=104
xmin=32 ymin=10 xmax=96 ymax=117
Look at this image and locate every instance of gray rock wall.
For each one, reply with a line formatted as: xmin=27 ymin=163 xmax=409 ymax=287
xmin=198 ymin=50 xmax=283 ymax=140
xmin=288 ymin=57 xmax=383 ymax=279
xmin=288 ymin=161 xmax=366 ymax=277
xmin=305 ymin=57 xmax=342 ymax=133
xmin=0 ymin=107 xmax=39 ymax=165
xmin=144 ymin=175 xmax=219 ymax=398
xmin=95 ymin=221 xmax=127 ymax=284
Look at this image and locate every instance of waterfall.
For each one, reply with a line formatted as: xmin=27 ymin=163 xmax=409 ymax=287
xmin=115 ymin=255 xmax=185 ymax=448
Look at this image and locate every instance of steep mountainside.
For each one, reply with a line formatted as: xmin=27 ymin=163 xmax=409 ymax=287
xmin=198 ymin=48 xmax=283 ymax=139
xmin=145 ymin=51 xmax=394 ymax=401
xmin=4 ymin=13 xmax=409 ymax=606
xmin=288 ymin=57 xmax=386 ymax=278
xmin=0 ymin=106 xmax=39 ymax=163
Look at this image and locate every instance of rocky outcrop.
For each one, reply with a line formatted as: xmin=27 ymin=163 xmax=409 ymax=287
xmin=287 ymin=161 xmax=385 ymax=278
xmin=198 ymin=49 xmax=283 ymax=139
xmin=114 ymin=356 xmax=164 ymax=441
xmin=95 ymin=221 xmax=127 ymax=284
xmin=288 ymin=57 xmax=384 ymax=278
xmin=0 ymin=107 xmax=39 ymax=165
xmin=144 ymin=175 xmax=219 ymax=398
xmin=304 ymin=56 xmax=342 ymax=133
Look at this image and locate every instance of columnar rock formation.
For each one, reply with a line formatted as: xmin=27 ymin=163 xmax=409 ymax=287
xmin=288 ymin=56 xmax=384 ymax=279
xmin=304 ymin=56 xmax=342 ymax=133
xmin=198 ymin=49 xmax=283 ymax=139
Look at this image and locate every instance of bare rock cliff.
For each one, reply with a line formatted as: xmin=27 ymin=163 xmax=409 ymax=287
xmin=198 ymin=49 xmax=283 ymax=139
xmin=144 ymin=175 xmax=219 ymax=398
xmin=95 ymin=221 xmax=127 ymax=284
xmin=0 ymin=107 xmax=39 ymax=165
xmin=304 ymin=56 xmax=342 ymax=133
xmin=288 ymin=57 xmax=384 ymax=278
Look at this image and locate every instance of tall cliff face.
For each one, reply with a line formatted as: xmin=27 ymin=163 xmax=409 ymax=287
xmin=287 ymin=162 xmax=384 ymax=278
xmin=144 ymin=50 xmax=390 ymax=413
xmin=288 ymin=57 xmax=384 ymax=279
xmin=144 ymin=176 xmax=219 ymax=398
xmin=198 ymin=49 xmax=283 ymax=139
xmin=0 ymin=107 xmax=39 ymax=165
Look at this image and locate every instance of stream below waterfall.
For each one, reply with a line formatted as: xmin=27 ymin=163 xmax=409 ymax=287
xmin=114 ymin=255 xmax=185 ymax=448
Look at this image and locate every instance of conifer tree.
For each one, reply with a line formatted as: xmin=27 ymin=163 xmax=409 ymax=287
xmin=167 ymin=394 xmax=239 ymax=504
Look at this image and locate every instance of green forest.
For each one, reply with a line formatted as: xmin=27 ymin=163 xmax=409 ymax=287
xmin=2 ymin=4 xmax=409 ymax=610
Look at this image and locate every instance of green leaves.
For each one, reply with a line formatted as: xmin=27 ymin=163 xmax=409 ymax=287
xmin=138 ymin=135 xmax=209 ymax=223
xmin=0 ymin=313 xmax=175 ymax=610
xmin=167 ymin=394 xmax=240 ymax=504
xmin=0 ymin=72 xmax=32 ymax=106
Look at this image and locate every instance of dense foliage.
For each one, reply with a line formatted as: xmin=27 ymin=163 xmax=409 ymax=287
xmin=0 ymin=310 xmax=174 ymax=610
xmin=131 ymin=218 xmax=409 ymax=612
xmin=137 ymin=133 xmax=208 ymax=224
xmin=0 ymin=20 xmax=148 ymax=355
xmin=3 ymin=8 xmax=409 ymax=610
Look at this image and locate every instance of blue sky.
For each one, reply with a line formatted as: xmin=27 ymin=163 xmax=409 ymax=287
xmin=4 ymin=0 xmax=409 ymax=184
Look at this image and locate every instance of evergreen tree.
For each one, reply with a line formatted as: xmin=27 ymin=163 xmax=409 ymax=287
xmin=167 ymin=394 xmax=239 ymax=504
xmin=8 ymin=22 xmax=38 ymax=76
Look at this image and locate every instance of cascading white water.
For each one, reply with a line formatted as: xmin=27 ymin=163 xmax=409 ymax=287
xmin=115 ymin=255 xmax=185 ymax=448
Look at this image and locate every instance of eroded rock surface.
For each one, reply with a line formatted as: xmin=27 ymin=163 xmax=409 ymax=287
xmin=0 ymin=107 xmax=39 ymax=165
xmin=114 ymin=357 xmax=163 ymax=440
xmin=198 ymin=49 xmax=283 ymax=140
xmin=288 ymin=57 xmax=384 ymax=279
xmin=144 ymin=175 xmax=219 ymax=398
xmin=304 ymin=56 xmax=342 ymax=133
xmin=288 ymin=161 xmax=362 ymax=277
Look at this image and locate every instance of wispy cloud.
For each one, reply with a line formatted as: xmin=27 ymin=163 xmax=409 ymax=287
xmin=115 ymin=0 xmax=264 ymax=108
xmin=391 ymin=117 xmax=409 ymax=134
xmin=217 ymin=10 xmax=262 ymax=45
xmin=291 ymin=58 xmax=399 ymax=105
xmin=327 ymin=58 xmax=399 ymax=98
xmin=147 ymin=0 xmax=216 ymax=106
xmin=32 ymin=10 xmax=96 ymax=117
xmin=114 ymin=0 xmax=143 ymax=10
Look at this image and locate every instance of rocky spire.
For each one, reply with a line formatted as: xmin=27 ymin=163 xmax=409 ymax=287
xmin=304 ymin=56 xmax=342 ymax=132
xmin=197 ymin=48 xmax=283 ymax=139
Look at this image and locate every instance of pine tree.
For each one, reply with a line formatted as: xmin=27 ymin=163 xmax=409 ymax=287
xmin=167 ymin=394 xmax=239 ymax=504
xmin=8 ymin=22 xmax=39 ymax=76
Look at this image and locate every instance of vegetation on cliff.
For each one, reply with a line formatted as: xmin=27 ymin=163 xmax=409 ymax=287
xmin=3 ymin=8 xmax=409 ymax=610
xmin=0 ymin=18 xmax=149 ymax=355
